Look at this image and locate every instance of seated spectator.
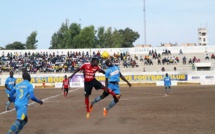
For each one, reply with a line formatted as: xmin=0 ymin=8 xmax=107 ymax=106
xmin=161 ymin=67 xmax=165 ymax=72
xmin=205 ymin=54 xmax=209 ymax=60
xmin=134 ymin=55 xmax=138 ymax=60
xmin=131 ymin=60 xmax=137 ymax=68
xmin=174 ymin=66 xmax=177 ymax=71
xmin=197 ymin=58 xmax=201 ymax=63
xmin=175 ymin=56 xmax=179 ymax=63
xmin=169 ymin=57 xmax=173 ymax=64
xmin=149 ymin=59 xmax=153 ymax=65
xmin=211 ymin=54 xmax=215 ymax=59
xmin=123 ymin=60 xmax=128 ymax=68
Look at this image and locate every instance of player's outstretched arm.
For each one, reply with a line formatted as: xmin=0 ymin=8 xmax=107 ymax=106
xmin=120 ymin=72 xmax=131 ymax=87
xmin=99 ymin=69 xmax=105 ymax=74
xmin=105 ymin=78 xmax=109 ymax=93
xmin=29 ymin=91 xmax=43 ymax=105
xmin=5 ymin=84 xmax=11 ymax=91
xmin=69 ymin=68 xmax=80 ymax=79
xmin=9 ymin=88 xmax=16 ymax=102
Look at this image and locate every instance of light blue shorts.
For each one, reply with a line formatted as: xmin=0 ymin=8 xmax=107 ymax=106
xmin=16 ymin=105 xmax=28 ymax=120
xmin=109 ymin=83 xmax=120 ymax=95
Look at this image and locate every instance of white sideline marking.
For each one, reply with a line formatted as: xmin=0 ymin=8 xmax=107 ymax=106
xmin=0 ymin=88 xmax=81 ymax=115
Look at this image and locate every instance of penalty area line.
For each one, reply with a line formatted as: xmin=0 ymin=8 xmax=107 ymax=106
xmin=0 ymin=88 xmax=81 ymax=115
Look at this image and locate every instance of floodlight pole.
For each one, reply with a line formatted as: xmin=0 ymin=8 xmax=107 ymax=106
xmin=143 ymin=0 xmax=146 ymax=45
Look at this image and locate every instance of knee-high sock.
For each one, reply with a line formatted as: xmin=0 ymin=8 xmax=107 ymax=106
xmin=91 ymin=96 xmax=101 ymax=105
xmin=102 ymin=87 xmax=116 ymax=97
xmin=6 ymin=101 xmax=11 ymax=108
xmin=85 ymin=97 xmax=90 ymax=113
xmin=7 ymin=120 xmax=21 ymax=134
xmin=14 ymin=121 xmax=27 ymax=134
xmin=106 ymin=100 xmax=118 ymax=111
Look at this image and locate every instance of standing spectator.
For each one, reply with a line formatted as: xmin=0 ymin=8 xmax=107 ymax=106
xmin=179 ymin=49 xmax=183 ymax=55
xmin=205 ymin=53 xmax=209 ymax=60
xmin=211 ymin=54 xmax=215 ymax=59
xmin=183 ymin=56 xmax=186 ymax=65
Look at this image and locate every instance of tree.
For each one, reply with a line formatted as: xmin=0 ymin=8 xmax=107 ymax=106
xmin=73 ymin=26 xmax=95 ymax=48
xmin=25 ymin=31 xmax=38 ymax=49
xmin=68 ymin=23 xmax=81 ymax=48
xmin=5 ymin=42 xmax=26 ymax=50
xmin=96 ymin=26 xmax=105 ymax=48
xmin=119 ymin=28 xmax=140 ymax=47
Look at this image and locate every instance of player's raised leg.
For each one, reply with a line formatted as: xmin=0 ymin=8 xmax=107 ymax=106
xmin=104 ymin=95 xmax=120 ymax=117
xmin=90 ymin=91 xmax=109 ymax=112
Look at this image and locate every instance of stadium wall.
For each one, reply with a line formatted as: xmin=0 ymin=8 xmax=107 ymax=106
xmin=0 ymin=72 xmax=215 ymax=88
xmin=1 ymin=46 xmax=215 ymax=56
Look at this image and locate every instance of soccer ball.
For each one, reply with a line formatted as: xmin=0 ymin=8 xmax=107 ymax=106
xmin=101 ymin=51 xmax=110 ymax=59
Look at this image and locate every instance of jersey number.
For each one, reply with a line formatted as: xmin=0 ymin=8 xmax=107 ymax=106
xmin=19 ymin=89 xmax=24 ymax=99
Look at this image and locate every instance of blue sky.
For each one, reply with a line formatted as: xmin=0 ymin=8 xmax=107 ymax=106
xmin=0 ymin=0 xmax=214 ymax=49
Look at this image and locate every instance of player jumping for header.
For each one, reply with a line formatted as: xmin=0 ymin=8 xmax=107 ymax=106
xmin=69 ymin=57 xmax=116 ymax=119
xmin=90 ymin=59 xmax=132 ymax=117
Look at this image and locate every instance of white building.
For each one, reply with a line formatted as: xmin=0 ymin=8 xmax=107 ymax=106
xmin=198 ymin=28 xmax=208 ymax=46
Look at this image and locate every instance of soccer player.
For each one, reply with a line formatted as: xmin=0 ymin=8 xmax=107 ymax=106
xmin=69 ymin=57 xmax=116 ymax=119
xmin=62 ymin=75 xmax=70 ymax=98
xmin=5 ymin=71 xmax=16 ymax=111
xmin=164 ymin=73 xmax=172 ymax=95
xmin=90 ymin=59 xmax=132 ymax=117
xmin=7 ymin=72 xmax=43 ymax=134
xmin=42 ymin=78 xmax=45 ymax=88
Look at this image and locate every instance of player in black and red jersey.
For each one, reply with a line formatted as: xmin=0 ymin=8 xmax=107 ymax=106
xmin=69 ymin=57 xmax=115 ymax=119
xmin=62 ymin=75 xmax=70 ymax=98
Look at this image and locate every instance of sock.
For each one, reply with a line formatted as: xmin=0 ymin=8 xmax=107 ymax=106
xmin=102 ymin=87 xmax=116 ymax=97
xmin=14 ymin=121 xmax=27 ymax=134
xmin=106 ymin=100 xmax=117 ymax=111
xmin=164 ymin=88 xmax=167 ymax=93
xmin=6 ymin=101 xmax=11 ymax=109
xmin=85 ymin=97 xmax=90 ymax=113
xmin=7 ymin=121 xmax=21 ymax=134
xmin=91 ymin=96 xmax=101 ymax=105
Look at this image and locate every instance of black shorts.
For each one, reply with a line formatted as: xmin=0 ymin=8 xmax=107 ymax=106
xmin=64 ymin=88 xmax=69 ymax=92
xmin=84 ymin=79 xmax=104 ymax=95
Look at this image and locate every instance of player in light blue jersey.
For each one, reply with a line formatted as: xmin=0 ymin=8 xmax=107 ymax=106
xmin=90 ymin=59 xmax=131 ymax=117
xmin=164 ymin=73 xmax=172 ymax=95
xmin=7 ymin=72 xmax=43 ymax=134
xmin=5 ymin=71 xmax=16 ymax=111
